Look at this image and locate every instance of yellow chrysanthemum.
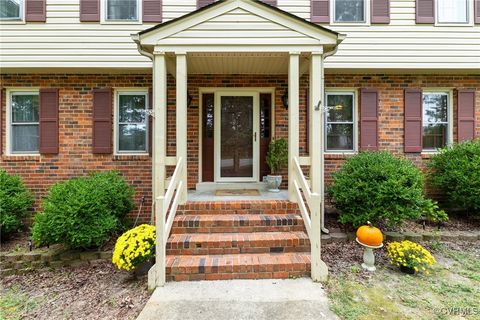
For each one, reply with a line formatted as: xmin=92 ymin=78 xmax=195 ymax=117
xmin=112 ymin=224 xmax=156 ymax=271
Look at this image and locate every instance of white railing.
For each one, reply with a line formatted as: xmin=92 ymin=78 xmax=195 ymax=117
xmin=292 ymin=156 xmax=324 ymax=281
xmin=152 ymin=157 xmax=184 ymax=287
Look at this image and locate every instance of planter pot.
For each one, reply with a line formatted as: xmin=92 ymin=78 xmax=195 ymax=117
xmin=265 ymin=175 xmax=282 ymax=192
xmin=134 ymin=259 xmax=154 ymax=277
xmin=400 ymin=265 xmax=416 ymax=275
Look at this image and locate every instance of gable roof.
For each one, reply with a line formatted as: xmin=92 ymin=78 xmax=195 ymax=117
xmin=134 ymin=0 xmax=343 ymax=51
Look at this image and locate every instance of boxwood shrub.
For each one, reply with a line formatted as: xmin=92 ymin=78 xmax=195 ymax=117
xmin=328 ymin=151 xmax=427 ymax=228
xmin=428 ymin=139 xmax=480 ymax=215
xmin=32 ymin=171 xmax=134 ymax=249
xmin=0 ymin=170 xmax=34 ymax=239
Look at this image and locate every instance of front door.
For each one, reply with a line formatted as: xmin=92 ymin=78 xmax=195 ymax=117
xmin=214 ymin=92 xmax=259 ymax=182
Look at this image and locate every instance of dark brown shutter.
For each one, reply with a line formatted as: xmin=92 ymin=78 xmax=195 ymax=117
xmin=371 ymin=0 xmax=390 ymax=24
xmin=148 ymin=88 xmax=153 ymax=156
xmin=404 ymin=89 xmax=423 ymax=153
xmin=311 ymin=0 xmax=329 ymax=23
xmin=39 ymin=88 xmax=59 ymax=154
xmin=261 ymin=0 xmax=277 ymax=6
xmin=360 ymin=89 xmax=379 ymax=150
xmin=92 ymin=88 xmax=112 ymax=154
xmin=197 ymin=0 xmax=215 ymax=9
xmin=26 ymin=0 xmax=46 ymax=22
xmin=475 ymin=0 xmax=480 ymax=24
xmin=80 ymin=0 xmax=100 ymax=22
xmin=457 ymin=89 xmax=476 ymax=142
xmin=416 ymin=0 xmax=434 ymax=24
xmin=143 ymin=0 xmax=162 ymax=22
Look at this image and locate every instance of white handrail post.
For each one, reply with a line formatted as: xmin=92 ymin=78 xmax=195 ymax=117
xmin=155 ymin=197 xmax=166 ymax=287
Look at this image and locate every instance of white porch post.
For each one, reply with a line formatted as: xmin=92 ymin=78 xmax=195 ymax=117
xmin=176 ymin=52 xmax=188 ymax=204
xmin=309 ymin=51 xmax=328 ymax=282
xmin=153 ymin=51 xmax=167 ymax=287
xmin=288 ymin=52 xmax=300 ymax=202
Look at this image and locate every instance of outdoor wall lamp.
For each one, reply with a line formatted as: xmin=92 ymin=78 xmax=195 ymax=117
xmin=281 ymin=91 xmax=288 ymax=109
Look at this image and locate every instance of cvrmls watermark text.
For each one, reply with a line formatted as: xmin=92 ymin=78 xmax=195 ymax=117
xmin=434 ymin=307 xmax=479 ymax=316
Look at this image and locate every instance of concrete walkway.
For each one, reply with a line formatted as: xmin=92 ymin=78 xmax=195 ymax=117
xmin=136 ymin=279 xmax=339 ymax=320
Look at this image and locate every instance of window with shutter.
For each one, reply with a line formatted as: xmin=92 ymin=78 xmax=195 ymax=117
xmin=0 ymin=0 xmax=23 ymax=20
xmin=325 ymin=91 xmax=356 ymax=152
xmin=422 ymin=91 xmax=450 ymax=151
xmin=333 ymin=0 xmax=366 ymax=23
xmin=92 ymin=88 xmax=113 ymax=154
xmin=8 ymin=90 xmax=40 ymax=154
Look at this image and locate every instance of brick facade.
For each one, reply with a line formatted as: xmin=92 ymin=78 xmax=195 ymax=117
xmin=1 ymin=73 xmax=479 ymax=222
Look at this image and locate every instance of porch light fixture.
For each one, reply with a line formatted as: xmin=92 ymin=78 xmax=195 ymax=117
xmin=281 ymin=91 xmax=288 ymax=109
xmin=187 ymin=93 xmax=193 ymax=108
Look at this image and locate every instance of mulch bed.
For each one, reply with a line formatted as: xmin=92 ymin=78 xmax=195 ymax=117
xmin=0 ymin=261 xmax=149 ymax=320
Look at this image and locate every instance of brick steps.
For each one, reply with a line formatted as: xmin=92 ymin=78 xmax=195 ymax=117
xmin=166 ymin=252 xmax=311 ymax=281
xmin=167 ymin=231 xmax=310 ymax=255
xmin=166 ymin=200 xmax=311 ymax=282
xmin=171 ymin=214 xmax=305 ymax=234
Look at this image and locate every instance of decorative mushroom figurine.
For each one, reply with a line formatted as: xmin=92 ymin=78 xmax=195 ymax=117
xmin=356 ymin=221 xmax=384 ymax=272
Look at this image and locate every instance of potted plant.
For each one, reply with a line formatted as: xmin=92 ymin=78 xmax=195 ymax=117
xmin=386 ymin=240 xmax=436 ymax=275
xmin=265 ymin=138 xmax=288 ymax=192
xmin=112 ymin=224 xmax=156 ymax=277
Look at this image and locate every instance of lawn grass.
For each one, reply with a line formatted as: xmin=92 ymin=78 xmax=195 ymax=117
xmin=0 ymin=286 xmax=41 ymax=320
xmin=326 ymin=243 xmax=480 ymax=320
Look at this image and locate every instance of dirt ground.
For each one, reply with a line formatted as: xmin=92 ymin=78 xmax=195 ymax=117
xmin=0 ymin=262 xmax=149 ymax=320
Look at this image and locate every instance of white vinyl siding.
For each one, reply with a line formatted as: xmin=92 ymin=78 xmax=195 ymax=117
xmin=0 ymin=0 xmax=479 ymax=71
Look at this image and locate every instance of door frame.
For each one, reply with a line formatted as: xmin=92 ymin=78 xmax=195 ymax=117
xmin=214 ymin=90 xmax=259 ymax=182
xmin=198 ymin=87 xmax=276 ymax=184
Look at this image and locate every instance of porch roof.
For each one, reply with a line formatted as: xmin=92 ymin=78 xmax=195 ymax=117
xmin=133 ymin=0 xmax=344 ymax=55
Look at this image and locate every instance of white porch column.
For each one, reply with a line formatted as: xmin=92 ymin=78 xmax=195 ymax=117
xmin=288 ymin=52 xmax=300 ymax=202
xmin=153 ymin=51 xmax=167 ymax=287
xmin=309 ymin=51 xmax=328 ymax=282
xmin=176 ymin=52 xmax=188 ymax=204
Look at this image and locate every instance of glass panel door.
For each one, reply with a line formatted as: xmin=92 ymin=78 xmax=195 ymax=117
xmin=215 ymin=92 xmax=259 ymax=182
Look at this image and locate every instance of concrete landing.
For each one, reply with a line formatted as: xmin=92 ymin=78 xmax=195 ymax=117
xmin=136 ymin=279 xmax=338 ymax=320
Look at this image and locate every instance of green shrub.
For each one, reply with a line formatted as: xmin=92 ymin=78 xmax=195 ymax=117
xmin=428 ymin=139 xmax=480 ymax=215
xmin=328 ymin=151 xmax=427 ymax=228
xmin=0 ymin=170 xmax=34 ymax=239
xmin=266 ymin=138 xmax=288 ymax=175
xmin=31 ymin=171 xmax=134 ymax=249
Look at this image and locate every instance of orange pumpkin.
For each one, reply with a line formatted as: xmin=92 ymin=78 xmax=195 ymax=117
xmin=356 ymin=222 xmax=383 ymax=246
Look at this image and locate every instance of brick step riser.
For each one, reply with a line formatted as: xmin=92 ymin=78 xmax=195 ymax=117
xmin=171 ymin=225 xmax=306 ymax=234
xmin=167 ymin=246 xmax=311 ymax=255
xmin=167 ymin=271 xmax=310 ymax=282
xmin=177 ymin=209 xmax=300 ymax=215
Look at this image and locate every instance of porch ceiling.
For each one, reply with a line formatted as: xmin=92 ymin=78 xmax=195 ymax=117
xmin=182 ymin=52 xmax=310 ymax=75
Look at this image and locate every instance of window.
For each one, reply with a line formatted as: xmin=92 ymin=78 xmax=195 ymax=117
xmin=325 ymin=92 xmax=356 ymax=152
xmin=106 ymin=0 xmax=138 ymax=21
xmin=9 ymin=92 xmax=39 ymax=154
xmin=422 ymin=92 xmax=450 ymax=151
xmin=0 ymin=0 xmax=22 ymax=20
xmin=116 ymin=91 xmax=148 ymax=153
xmin=437 ymin=0 xmax=468 ymax=24
xmin=334 ymin=0 xmax=365 ymax=23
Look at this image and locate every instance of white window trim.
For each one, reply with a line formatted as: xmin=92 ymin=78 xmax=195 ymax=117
xmin=0 ymin=0 xmax=25 ymax=25
xmin=324 ymin=89 xmax=359 ymax=154
xmin=421 ymin=88 xmax=454 ymax=154
xmin=435 ymin=0 xmax=474 ymax=27
xmin=101 ymin=0 xmax=142 ymax=25
xmin=331 ymin=0 xmax=370 ymax=26
xmin=113 ymin=88 xmax=149 ymax=156
xmin=5 ymin=88 xmax=41 ymax=156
